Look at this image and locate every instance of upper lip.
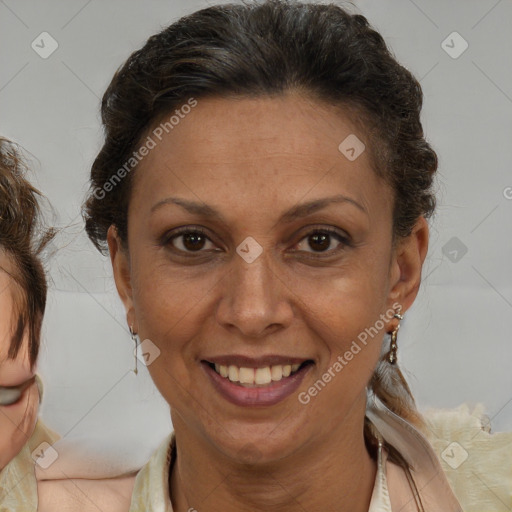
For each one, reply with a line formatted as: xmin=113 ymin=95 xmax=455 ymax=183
xmin=202 ymin=355 xmax=313 ymax=367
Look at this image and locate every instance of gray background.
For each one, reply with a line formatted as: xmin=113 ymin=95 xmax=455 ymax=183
xmin=1 ymin=0 xmax=511 ymax=464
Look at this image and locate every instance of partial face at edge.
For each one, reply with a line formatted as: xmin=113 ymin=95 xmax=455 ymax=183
xmin=109 ymin=92 xmax=427 ymax=463
xmin=0 ymin=250 xmax=39 ymax=470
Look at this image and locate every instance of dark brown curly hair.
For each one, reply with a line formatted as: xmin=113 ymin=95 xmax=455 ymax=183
xmin=0 ymin=137 xmax=53 ymax=370
xmin=83 ymin=0 xmax=437 ymax=450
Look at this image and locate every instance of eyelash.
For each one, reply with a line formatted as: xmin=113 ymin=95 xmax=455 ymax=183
xmin=162 ymin=226 xmax=350 ymax=258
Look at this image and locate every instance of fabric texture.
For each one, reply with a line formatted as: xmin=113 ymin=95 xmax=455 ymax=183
xmin=129 ymin=433 xmax=174 ymax=512
xmin=128 ymin=432 xmax=396 ymax=512
xmin=128 ymin=395 xmax=465 ymax=511
xmin=0 ymin=418 xmax=60 ymax=512
xmin=17 ymin=399 xmax=510 ymax=511
xmin=34 ymin=433 xmax=148 ymax=481
xmin=422 ymin=403 xmax=512 ymax=512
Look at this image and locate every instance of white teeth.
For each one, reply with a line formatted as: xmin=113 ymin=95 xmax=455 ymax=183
xmin=255 ymin=367 xmax=272 ymax=385
xmin=239 ymin=367 xmax=255 ymax=384
xmin=228 ymin=365 xmax=239 ymax=382
xmin=271 ymin=365 xmax=283 ymax=381
xmin=213 ymin=362 xmax=305 ymax=386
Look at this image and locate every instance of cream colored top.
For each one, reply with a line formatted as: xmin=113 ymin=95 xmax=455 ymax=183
xmin=14 ymin=397 xmax=507 ymax=511
xmin=129 ymin=395 xmax=465 ymax=511
xmin=128 ymin=431 xmax=394 ymax=512
xmin=0 ymin=418 xmax=60 ymax=511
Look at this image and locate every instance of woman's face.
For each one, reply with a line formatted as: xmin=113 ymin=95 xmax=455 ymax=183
xmin=110 ymin=93 xmax=427 ymax=463
xmin=0 ymin=251 xmax=39 ymax=471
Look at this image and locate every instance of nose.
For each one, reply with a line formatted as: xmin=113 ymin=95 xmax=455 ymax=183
xmin=215 ymin=247 xmax=294 ymax=339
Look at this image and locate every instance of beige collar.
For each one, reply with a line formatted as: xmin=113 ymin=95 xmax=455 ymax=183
xmin=366 ymin=394 xmax=463 ymax=511
xmin=128 ymin=397 xmax=463 ymax=511
xmin=0 ymin=419 xmax=60 ymax=511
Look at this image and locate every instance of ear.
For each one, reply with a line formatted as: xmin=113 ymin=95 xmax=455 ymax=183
xmin=107 ymin=225 xmax=137 ymax=330
xmin=387 ymin=216 xmax=429 ymax=313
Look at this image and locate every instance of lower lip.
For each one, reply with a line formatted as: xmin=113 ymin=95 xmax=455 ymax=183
xmin=202 ymin=362 xmax=312 ymax=407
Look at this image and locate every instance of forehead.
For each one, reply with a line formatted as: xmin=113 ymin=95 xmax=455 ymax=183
xmin=142 ymin=93 xmax=367 ymax=168
xmin=131 ymin=93 xmax=389 ymax=222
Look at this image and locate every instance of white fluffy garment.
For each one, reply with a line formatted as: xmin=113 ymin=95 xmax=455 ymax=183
xmin=421 ymin=403 xmax=512 ymax=512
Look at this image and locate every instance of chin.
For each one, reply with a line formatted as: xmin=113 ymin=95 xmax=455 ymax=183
xmin=209 ymin=419 xmax=307 ymax=466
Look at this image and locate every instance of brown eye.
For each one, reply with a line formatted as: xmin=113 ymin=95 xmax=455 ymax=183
xmin=165 ymin=228 xmax=217 ymax=253
xmin=181 ymin=232 xmax=207 ymax=251
xmin=294 ymin=229 xmax=349 ymax=255
xmin=308 ymin=232 xmax=331 ymax=252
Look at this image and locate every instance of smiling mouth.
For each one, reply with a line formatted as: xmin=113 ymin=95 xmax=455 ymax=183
xmin=203 ymin=360 xmax=314 ymax=387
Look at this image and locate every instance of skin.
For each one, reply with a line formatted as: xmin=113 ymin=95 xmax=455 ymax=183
xmin=0 ymin=249 xmax=39 ymax=471
xmin=37 ymin=476 xmax=136 ymax=512
xmin=109 ymin=92 xmax=429 ymax=511
xmin=0 ymin=228 xmax=134 ymax=512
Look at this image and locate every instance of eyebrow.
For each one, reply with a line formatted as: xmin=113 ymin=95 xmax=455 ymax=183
xmin=151 ymin=194 xmax=367 ymax=224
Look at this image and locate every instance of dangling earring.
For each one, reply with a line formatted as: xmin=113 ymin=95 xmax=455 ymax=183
xmin=387 ymin=305 xmax=403 ymax=365
xmin=129 ymin=325 xmax=138 ymax=375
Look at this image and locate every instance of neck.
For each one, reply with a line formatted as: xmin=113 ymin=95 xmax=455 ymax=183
xmin=169 ymin=397 xmax=377 ymax=512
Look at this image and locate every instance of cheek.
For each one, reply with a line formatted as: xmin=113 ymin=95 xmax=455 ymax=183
xmin=132 ymin=255 xmax=222 ymax=343
xmin=292 ymin=255 xmax=390 ymax=395
xmin=131 ymin=268 xmax=211 ymax=401
xmin=0 ymin=384 xmax=39 ymax=470
xmin=296 ymin=300 xmax=386 ymax=432
xmin=291 ymin=252 xmax=390 ymax=335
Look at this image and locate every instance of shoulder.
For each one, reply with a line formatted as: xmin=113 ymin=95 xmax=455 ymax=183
xmin=366 ymin=395 xmax=464 ymax=510
xmin=130 ymin=433 xmax=175 ymax=511
xmin=37 ymin=474 xmax=136 ymax=512
xmin=34 ymin=431 xmax=149 ymax=512
xmin=423 ymin=402 xmax=512 ymax=511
